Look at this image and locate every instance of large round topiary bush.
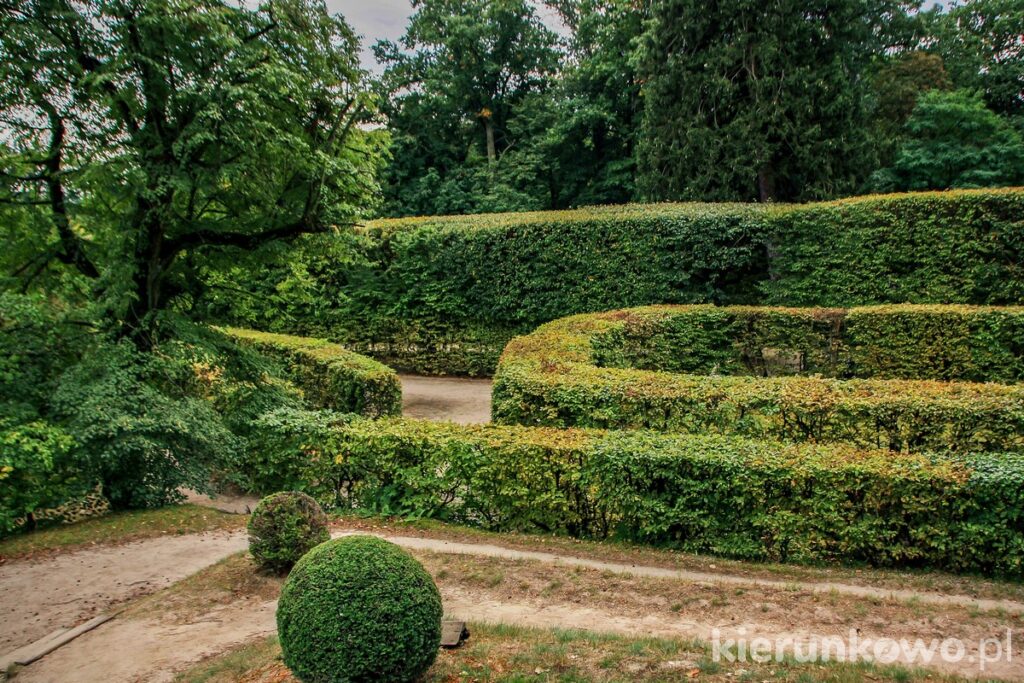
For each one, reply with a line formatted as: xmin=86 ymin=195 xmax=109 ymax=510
xmin=277 ymin=535 xmax=443 ymax=683
xmin=247 ymin=491 xmax=330 ymax=573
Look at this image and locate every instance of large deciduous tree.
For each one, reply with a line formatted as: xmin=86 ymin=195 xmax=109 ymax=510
xmin=374 ymin=0 xmax=562 ymax=216
xmin=0 ymin=0 xmax=377 ymax=347
xmin=925 ymin=0 xmax=1023 ymax=117
xmin=635 ymin=0 xmax=909 ymax=202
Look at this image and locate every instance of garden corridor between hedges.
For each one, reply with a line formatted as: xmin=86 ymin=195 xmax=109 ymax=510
xmin=2 ymin=374 xmax=1024 ymax=682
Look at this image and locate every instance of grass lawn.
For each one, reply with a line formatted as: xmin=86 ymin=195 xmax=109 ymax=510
xmin=173 ymin=625 xmax=960 ymax=683
xmin=0 ymin=504 xmax=245 ymax=560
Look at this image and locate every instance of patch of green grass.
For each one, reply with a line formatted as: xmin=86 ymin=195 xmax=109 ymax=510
xmin=0 ymin=504 xmax=245 ymax=560
xmin=173 ymin=635 xmax=279 ymax=683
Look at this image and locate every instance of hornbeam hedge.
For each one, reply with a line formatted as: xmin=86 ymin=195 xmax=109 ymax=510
xmin=223 ymin=328 xmax=401 ymax=417
xmin=204 ymin=188 xmax=1024 ymax=375
xmin=492 ymin=306 xmax=1024 ymax=452
xmin=261 ymin=415 xmax=1024 ymax=576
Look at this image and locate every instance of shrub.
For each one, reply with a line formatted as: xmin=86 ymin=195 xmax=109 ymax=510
xmin=223 ymin=327 xmax=402 ymax=417
xmin=0 ymin=419 xmax=79 ymax=535
xmin=203 ymin=189 xmax=1024 ymax=375
xmin=277 ymin=535 xmax=443 ymax=682
xmin=267 ymin=417 xmax=1024 ymax=577
xmin=492 ymin=306 xmax=1024 ymax=452
xmin=248 ymin=491 xmax=330 ymax=573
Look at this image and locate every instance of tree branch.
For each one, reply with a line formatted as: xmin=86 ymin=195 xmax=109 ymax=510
xmin=164 ymin=219 xmax=348 ymax=259
xmin=39 ymin=101 xmax=100 ymax=279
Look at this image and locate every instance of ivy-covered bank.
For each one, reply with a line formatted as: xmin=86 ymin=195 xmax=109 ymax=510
xmin=256 ymin=415 xmax=1024 ymax=577
xmin=492 ymin=305 xmax=1024 ymax=452
xmin=200 ymin=189 xmax=1024 ymax=375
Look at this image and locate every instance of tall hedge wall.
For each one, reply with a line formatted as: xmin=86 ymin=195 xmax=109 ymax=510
xmin=492 ymin=306 xmax=1024 ymax=453
xmin=223 ymin=327 xmax=401 ymax=417
xmin=205 ymin=189 xmax=1024 ymax=375
xmin=265 ymin=415 xmax=1024 ymax=577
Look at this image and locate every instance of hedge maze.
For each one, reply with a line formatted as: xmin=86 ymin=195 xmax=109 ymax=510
xmin=231 ymin=189 xmax=1024 ymax=578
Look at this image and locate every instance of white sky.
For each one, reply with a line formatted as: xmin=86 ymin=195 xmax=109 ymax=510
xmin=326 ymin=0 xmax=568 ymax=72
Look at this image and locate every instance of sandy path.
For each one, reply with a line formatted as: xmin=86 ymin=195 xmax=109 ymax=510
xmin=0 ymin=530 xmax=247 ymax=655
xmin=17 ymin=569 xmax=1023 ymax=682
xmin=399 ymin=374 xmax=492 ymax=423
xmin=12 ymin=597 xmax=277 ymax=683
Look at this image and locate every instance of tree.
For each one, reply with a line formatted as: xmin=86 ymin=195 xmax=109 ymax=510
xmin=925 ymin=0 xmax=1023 ymax=117
xmin=868 ymin=50 xmax=953 ymax=167
xmin=374 ymin=0 xmax=562 ymax=216
xmin=519 ymin=0 xmax=647 ymax=208
xmin=870 ymin=89 xmax=1024 ymax=191
xmin=0 ymin=0 xmax=379 ymax=511
xmin=0 ymin=0 xmax=378 ymax=347
xmin=635 ymin=0 xmax=908 ymax=202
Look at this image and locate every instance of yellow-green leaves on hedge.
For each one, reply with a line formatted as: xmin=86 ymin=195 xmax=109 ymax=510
xmin=223 ymin=328 xmax=401 ymax=417
xmin=492 ymin=306 xmax=1024 ymax=452
xmin=266 ymin=415 xmax=1024 ymax=576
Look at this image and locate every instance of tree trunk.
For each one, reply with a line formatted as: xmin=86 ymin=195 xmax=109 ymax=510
xmin=484 ymin=119 xmax=496 ymax=164
xmin=757 ymin=165 xmax=776 ymax=202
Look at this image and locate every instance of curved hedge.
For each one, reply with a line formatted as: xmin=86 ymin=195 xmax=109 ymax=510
xmin=206 ymin=188 xmax=1024 ymax=375
xmin=224 ymin=327 xmax=401 ymax=417
xmin=492 ymin=305 xmax=1024 ymax=452
xmin=264 ymin=415 xmax=1024 ymax=577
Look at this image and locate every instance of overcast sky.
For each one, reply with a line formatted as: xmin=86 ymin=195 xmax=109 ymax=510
xmin=327 ymin=0 xmax=568 ymax=72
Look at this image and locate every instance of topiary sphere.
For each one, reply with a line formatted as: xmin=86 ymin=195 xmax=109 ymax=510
xmin=247 ymin=491 xmax=330 ymax=573
xmin=277 ymin=535 xmax=443 ymax=683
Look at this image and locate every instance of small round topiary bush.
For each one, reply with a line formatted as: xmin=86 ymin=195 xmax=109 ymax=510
xmin=247 ymin=491 xmax=330 ymax=573
xmin=277 ymin=535 xmax=443 ymax=683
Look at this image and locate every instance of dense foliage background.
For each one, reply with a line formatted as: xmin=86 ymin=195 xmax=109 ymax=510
xmin=375 ymin=0 xmax=1023 ymax=213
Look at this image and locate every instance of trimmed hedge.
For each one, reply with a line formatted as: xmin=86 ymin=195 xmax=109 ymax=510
xmin=763 ymin=189 xmax=1024 ymax=307
xmin=277 ymin=535 xmax=442 ymax=682
xmin=223 ymin=327 xmax=401 ymax=417
xmin=206 ymin=189 xmax=1024 ymax=375
xmin=248 ymin=491 xmax=330 ymax=573
xmin=492 ymin=306 xmax=1024 ymax=452
xmin=268 ymin=415 xmax=1024 ymax=576
xmin=588 ymin=304 xmax=1024 ymax=382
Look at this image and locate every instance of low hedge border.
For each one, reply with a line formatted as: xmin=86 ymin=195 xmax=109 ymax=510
xmin=492 ymin=306 xmax=1024 ymax=452
xmin=266 ymin=414 xmax=1024 ymax=577
xmin=223 ymin=327 xmax=402 ymax=417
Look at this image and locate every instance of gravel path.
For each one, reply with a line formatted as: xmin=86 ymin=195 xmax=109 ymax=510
xmin=0 ymin=530 xmax=247 ymax=655
xmin=399 ymin=374 xmax=492 ymax=423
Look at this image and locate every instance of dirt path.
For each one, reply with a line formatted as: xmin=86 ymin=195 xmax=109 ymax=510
xmin=400 ymin=374 xmax=492 ymax=423
xmin=14 ymin=543 xmax=1024 ymax=682
xmin=0 ymin=530 xmax=247 ymax=655
xmin=364 ymin=534 xmax=1024 ymax=615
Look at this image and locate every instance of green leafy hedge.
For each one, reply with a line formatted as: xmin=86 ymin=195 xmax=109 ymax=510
xmin=587 ymin=304 xmax=1024 ymax=382
xmin=492 ymin=306 xmax=1024 ymax=452
xmin=203 ymin=189 xmax=1024 ymax=375
xmin=763 ymin=189 xmax=1024 ymax=306
xmin=277 ymin=535 xmax=442 ymax=682
xmin=266 ymin=414 xmax=1024 ymax=576
xmin=223 ymin=328 xmax=401 ymax=417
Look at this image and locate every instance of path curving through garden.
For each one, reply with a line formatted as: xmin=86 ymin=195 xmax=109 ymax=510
xmin=399 ymin=373 xmax=493 ymax=423
xmin=5 ymin=526 xmax=1024 ymax=681
xmin=5 ymin=375 xmax=1023 ymax=681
